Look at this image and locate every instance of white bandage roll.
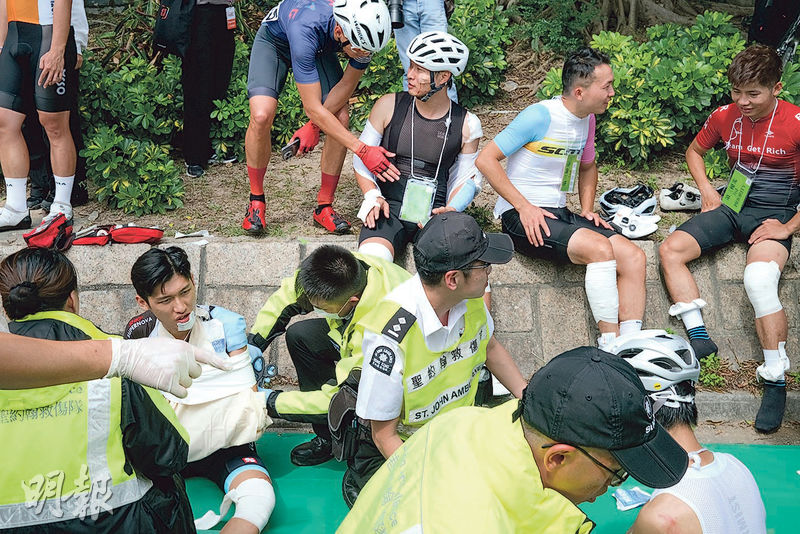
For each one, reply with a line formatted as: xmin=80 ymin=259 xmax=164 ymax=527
xmin=585 ymin=260 xmax=619 ymax=324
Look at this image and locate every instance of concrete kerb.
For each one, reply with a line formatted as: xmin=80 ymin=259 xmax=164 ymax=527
xmin=1 ymin=235 xmax=799 ymax=424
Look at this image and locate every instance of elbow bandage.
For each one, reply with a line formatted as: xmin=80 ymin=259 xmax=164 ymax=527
xmin=744 ymin=261 xmax=783 ymax=318
xmin=195 ymin=477 xmax=275 ymax=532
xmin=353 ymin=120 xmax=384 ymax=183
xmin=585 ymin=260 xmax=619 ymax=324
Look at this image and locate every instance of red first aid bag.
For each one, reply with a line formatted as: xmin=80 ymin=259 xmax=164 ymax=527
xmin=72 ymin=225 xmax=113 ymax=246
xmin=23 ymin=214 xmax=74 ymax=251
xmin=109 ymin=225 xmax=164 ymax=244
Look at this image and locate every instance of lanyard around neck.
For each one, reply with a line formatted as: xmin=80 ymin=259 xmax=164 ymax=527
xmin=729 ymin=99 xmax=778 ymax=176
xmin=410 ymin=99 xmax=452 ymax=182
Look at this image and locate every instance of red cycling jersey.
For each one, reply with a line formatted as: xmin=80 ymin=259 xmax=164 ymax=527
xmin=695 ymin=99 xmax=800 ymax=208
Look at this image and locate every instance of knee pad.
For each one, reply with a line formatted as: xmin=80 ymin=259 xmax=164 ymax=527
xmin=585 ymin=260 xmax=619 ymax=324
xmin=744 ymin=261 xmax=782 ymax=318
xmin=358 ymin=241 xmax=394 ymax=262
xmin=194 ymin=476 xmax=275 ymax=532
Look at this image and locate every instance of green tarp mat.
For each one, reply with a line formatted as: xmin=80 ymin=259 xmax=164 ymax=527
xmin=191 ymin=433 xmax=799 ymax=533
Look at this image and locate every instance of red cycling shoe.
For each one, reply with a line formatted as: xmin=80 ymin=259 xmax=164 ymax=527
xmin=313 ymin=205 xmax=351 ymax=234
xmin=242 ymin=199 xmax=267 ymax=233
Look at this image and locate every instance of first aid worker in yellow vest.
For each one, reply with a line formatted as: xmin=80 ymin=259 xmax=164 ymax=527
xmin=124 ymin=246 xmax=275 ymax=533
xmin=0 ymin=248 xmax=195 ymax=533
xmin=345 ymin=212 xmax=528 ymax=506
xmin=339 ymin=346 xmax=690 ymax=533
xmin=247 ymin=245 xmax=411 ymax=467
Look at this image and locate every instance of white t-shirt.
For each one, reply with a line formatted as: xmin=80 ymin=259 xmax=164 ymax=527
xmin=651 ymin=451 xmax=766 ymax=534
xmin=356 ymin=275 xmax=494 ymax=422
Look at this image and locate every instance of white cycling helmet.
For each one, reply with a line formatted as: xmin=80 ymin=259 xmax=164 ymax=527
xmin=606 ymin=329 xmax=700 ymax=408
xmin=406 ymin=31 xmax=470 ymax=76
xmin=599 ymin=184 xmax=657 ymax=217
xmin=333 ymin=0 xmax=392 ymax=53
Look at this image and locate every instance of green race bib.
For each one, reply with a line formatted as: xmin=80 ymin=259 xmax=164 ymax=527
xmin=560 ymin=154 xmax=579 ymax=193
xmin=721 ymin=168 xmax=753 ymax=213
xmin=399 ymin=178 xmax=436 ymax=225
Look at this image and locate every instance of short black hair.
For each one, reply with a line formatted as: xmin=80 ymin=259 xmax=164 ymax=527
xmin=728 ymin=44 xmax=782 ymax=88
xmin=562 ymin=47 xmax=610 ymax=94
xmin=416 ymin=265 xmax=475 ymax=287
xmin=131 ymin=246 xmax=192 ymax=301
xmin=296 ymin=245 xmax=367 ymax=303
xmin=653 ymin=381 xmax=698 ymax=430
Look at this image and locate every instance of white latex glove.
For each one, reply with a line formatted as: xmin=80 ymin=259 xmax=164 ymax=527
xmin=106 ymin=338 xmax=231 ymax=397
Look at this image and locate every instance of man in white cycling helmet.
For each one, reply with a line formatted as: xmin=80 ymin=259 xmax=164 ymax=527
xmin=476 ymin=47 xmax=647 ymax=349
xmin=607 ymin=331 xmax=767 ymax=534
xmin=353 ymin=31 xmax=484 ymax=264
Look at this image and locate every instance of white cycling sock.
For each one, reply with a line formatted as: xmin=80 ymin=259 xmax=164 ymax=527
xmin=4 ymin=177 xmax=28 ymax=212
xmin=619 ymin=319 xmax=643 ymax=336
xmin=53 ymin=175 xmax=75 ymax=205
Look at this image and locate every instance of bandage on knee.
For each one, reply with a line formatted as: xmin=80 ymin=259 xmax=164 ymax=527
xmin=744 ymin=261 xmax=782 ymax=319
xmin=585 ymin=260 xmax=619 ymax=325
xmin=358 ymin=241 xmax=394 ymax=262
xmin=194 ymin=477 xmax=275 ymax=532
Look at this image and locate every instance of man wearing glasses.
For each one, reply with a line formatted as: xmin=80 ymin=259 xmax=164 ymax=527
xmin=339 ymin=346 xmax=689 ymax=533
xmin=345 ymin=212 xmax=527 ymax=506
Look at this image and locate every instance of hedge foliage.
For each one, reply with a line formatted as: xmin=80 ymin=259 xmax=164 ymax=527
xmin=77 ymin=0 xmax=511 ymax=214
xmin=538 ymin=11 xmax=800 ymax=169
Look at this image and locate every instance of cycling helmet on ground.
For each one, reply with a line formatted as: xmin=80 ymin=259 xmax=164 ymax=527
xmin=333 ymin=0 xmax=392 ymax=53
xmin=599 ymin=184 xmax=657 ymax=217
xmin=406 ymin=31 xmax=470 ymax=76
xmin=606 ymin=329 xmax=700 ymax=408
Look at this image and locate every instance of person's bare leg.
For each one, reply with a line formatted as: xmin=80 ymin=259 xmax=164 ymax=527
xmin=567 ymin=228 xmax=618 ymax=335
xmin=609 ymin=235 xmax=646 ymax=324
xmin=659 ymin=230 xmax=703 ymax=304
xmin=319 ymin=105 xmax=349 ymax=178
xmin=0 ymin=108 xmax=28 ymax=177
xmin=747 ymin=241 xmax=789 ymax=350
xmin=245 ymin=96 xmax=278 ymax=170
xmin=38 ymin=110 xmax=75 ymax=177
xmin=220 ymin=470 xmax=274 ymax=534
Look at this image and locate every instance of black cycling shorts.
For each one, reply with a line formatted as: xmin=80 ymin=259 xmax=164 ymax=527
xmin=676 ymin=204 xmax=795 ymax=253
xmin=501 ymin=206 xmax=618 ymax=263
xmin=0 ymin=22 xmax=78 ymax=113
xmin=181 ymin=442 xmax=268 ymax=492
xmin=247 ymin=24 xmax=342 ymax=100
xmin=358 ymin=200 xmax=421 ymax=254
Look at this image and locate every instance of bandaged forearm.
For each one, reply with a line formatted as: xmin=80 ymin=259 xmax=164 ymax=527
xmin=447 ymin=151 xmax=483 ymax=194
xmin=353 ymin=120 xmax=384 ymax=183
xmin=585 ymin=260 xmax=619 ymax=324
xmin=448 ymin=179 xmax=479 ymax=211
xmin=357 ymin=188 xmax=385 ymax=223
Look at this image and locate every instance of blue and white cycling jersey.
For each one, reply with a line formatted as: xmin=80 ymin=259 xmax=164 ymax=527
xmin=493 ymin=96 xmax=596 ymax=216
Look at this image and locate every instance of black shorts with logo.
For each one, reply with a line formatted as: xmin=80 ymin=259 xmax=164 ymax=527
xmin=181 ymin=442 xmax=268 ymax=491
xmin=501 ymin=206 xmax=618 ymax=263
xmin=676 ymin=204 xmax=796 ymax=253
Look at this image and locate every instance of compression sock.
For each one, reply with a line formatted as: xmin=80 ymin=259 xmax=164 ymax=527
xmin=619 ymin=320 xmax=643 ymax=337
xmin=755 ymin=380 xmax=787 ymax=433
xmin=247 ymin=166 xmax=266 ymax=196
xmin=53 ymin=175 xmax=75 ymax=205
xmin=317 ymin=172 xmax=340 ymax=206
xmin=4 ymin=177 xmax=28 ymax=212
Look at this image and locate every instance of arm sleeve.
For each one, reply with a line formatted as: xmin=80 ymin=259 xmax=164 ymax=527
xmin=71 ymin=0 xmax=88 ymax=54
xmin=580 ymin=114 xmax=596 ymax=163
xmin=353 ymin=119 xmax=384 ymax=184
xmin=493 ymin=103 xmax=551 ymax=157
xmin=355 ymin=331 xmax=404 ymax=421
xmin=694 ymin=108 xmax=723 ymax=150
xmin=120 ymin=379 xmax=190 ymax=479
xmin=249 ymin=271 xmax=309 ymax=351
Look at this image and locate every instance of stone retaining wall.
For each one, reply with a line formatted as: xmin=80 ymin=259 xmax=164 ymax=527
xmin=1 ymin=236 xmax=799 ymax=384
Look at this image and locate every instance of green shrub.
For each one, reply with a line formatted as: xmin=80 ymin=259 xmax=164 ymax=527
xmin=508 ymin=0 xmax=598 ymax=53
xmin=699 ymin=352 xmax=725 ymax=389
xmin=538 ymin=11 xmax=752 ymax=168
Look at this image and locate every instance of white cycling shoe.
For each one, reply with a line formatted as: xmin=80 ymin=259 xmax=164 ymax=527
xmin=0 ymin=206 xmax=32 ymax=232
xmin=659 ymin=182 xmax=701 ymax=211
xmin=610 ymin=206 xmax=660 ymax=239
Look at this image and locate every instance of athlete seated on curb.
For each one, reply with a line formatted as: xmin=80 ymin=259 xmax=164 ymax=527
xmin=345 ymin=212 xmax=527 ymax=507
xmin=477 ymin=47 xmax=647 ymax=349
xmin=338 ymin=346 xmax=689 ymax=533
xmin=353 ymin=31 xmax=483 ymax=263
xmin=659 ymin=44 xmax=800 ymax=434
xmin=242 ymin=0 xmax=395 ymax=235
xmin=608 ymin=332 xmax=767 ymax=534
xmin=0 ymin=0 xmax=79 ymax=231
xmin=0 ymin=248 xmax=195 ymax=533
xmin=248 ymin=244 xmax=410 ymax=468
xmin=124 ymin=247 xmax=275 ymax=534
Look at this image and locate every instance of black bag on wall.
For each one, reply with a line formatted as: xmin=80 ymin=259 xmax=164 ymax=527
xmin=153 ymin=0 xmax=196 ymax=58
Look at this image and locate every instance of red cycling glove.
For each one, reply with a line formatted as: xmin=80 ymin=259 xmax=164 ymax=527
xmin=291 ymin=121 xmax=321 ymax=154
xmin=355 ymin=142 xmax=393 ymax=175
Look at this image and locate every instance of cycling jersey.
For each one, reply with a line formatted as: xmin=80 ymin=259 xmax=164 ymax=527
xmin=259 ymin=0 xmax=370 ymax=85
xmin=6 ymin=0 xmax=57 ymax=25
xmin=695 ymin=100 xmax=800 ymax=209
xmin=493 ymin=97 xmax=596 ymax=216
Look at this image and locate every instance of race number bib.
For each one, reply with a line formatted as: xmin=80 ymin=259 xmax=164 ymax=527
xmin=399 ymin=178 xmax=436 ymax=225
xmin=721 ymin=167 xmax=752 ymax=213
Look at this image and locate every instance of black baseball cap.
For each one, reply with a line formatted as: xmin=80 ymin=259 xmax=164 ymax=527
xmin=413 ymin=212 xmax=514 ymax=273
xmin=517 ymin=346 xmax=688 ymax=489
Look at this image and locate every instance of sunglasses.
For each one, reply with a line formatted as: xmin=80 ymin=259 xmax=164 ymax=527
xmin=542 ymin=443 xmax=629 ymax=487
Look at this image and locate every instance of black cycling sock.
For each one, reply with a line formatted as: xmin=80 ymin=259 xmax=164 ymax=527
xmin=315 ymin=204 xmax=331 ymax=215
xmin=755 ymin=381 xmax=787 ymax=434
xmin=250 ymin=193 xmax=266 ymax=202
xmin=690 ymin=338 xmax=718 ymax=361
